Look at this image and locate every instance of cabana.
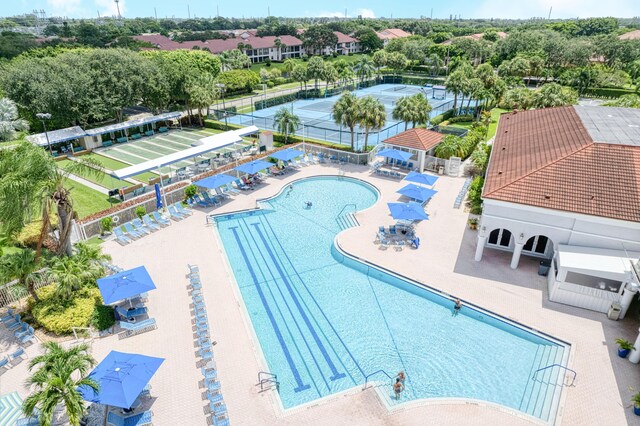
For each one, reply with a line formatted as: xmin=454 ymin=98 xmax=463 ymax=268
xmin=380 ymin=129 xmax=445 ymax=173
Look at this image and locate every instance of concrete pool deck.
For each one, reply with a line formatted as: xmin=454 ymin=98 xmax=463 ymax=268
xmin=1 ymin=162 xmax=637 ymax=425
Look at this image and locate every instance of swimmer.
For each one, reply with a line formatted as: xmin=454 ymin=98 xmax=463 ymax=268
xmin=304 ymin=201 xmax=313 ymax=208
xmin=393 ymin=377 xmax=404 ymax=400
xmin=397 ymin=371 xmax=406 ymax=383
xmin=453 ymin=298 xmax=462 ymax=316
xmin=286 ymin=184 xmax=293 ymax=197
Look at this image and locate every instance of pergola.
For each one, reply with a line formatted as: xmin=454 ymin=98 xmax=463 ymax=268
xmin=86 ymin=112 xmax=182 ymax=141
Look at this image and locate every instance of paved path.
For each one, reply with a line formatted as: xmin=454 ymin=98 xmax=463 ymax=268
xmin=66 ymin=173 xmax=109 ymax=194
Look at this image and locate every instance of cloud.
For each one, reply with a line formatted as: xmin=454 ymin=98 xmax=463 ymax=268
xmin=46 ymin=0 xmax=82 ymax=16
xmin=95 ymin=0 xmax=125 ymax=17
xmin=354 ymin=8 xmax=375 ymax=18
xmin=473 ymin=0 xmax=640 ymax=18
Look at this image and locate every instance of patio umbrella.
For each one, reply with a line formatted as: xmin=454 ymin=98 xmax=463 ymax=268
xmin=404 ymin=171 xmax=439 ymax=187
xmin=377 ymin=148 xmax=412 ymax=162
xmin=154 ymin=183 xmax=162 ymax=209
xmin=396 ymin=184 xmax=438 ymax=203
xmin=234 ymin=160 xmax=273 ymax=175
xmin=97 ymin=266 xmax=157 ymax=305
xmin=270 ymin=148 xmax=304 ymax=162
xmin=193 ymin=173 xmax=236 ymax=189
xmin=387 ymin=202 xmax=429 ymax=221
xmin=79 ymin=351 xmax=164 ymax=409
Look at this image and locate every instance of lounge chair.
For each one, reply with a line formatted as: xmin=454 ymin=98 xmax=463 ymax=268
xmin=15 ymin=325 xmax=34 ymax=340
xmin=174 ymin=203 xmax=193 ymax=216
xmin=190 ymin=195 xmax=210 ymax=209
xmin=15 ymin=416 xmax=39 ymax=426
xmin=132 ymin=218 xmax=155 ymax=234
xmin=106 ymin=410 xmax=153 ymax=426
xmin=20 ymin=331 xmax=36 ymax=344
xmin=170 ymin=204 xmax=190 ymax=219
xmin=141 ymin=215 xmax=161 ymax=231
xmin=213 ymin=417 xmax=230 ymax=426
xmin=14 ymin=323 xmax=29 ymax=338
xmin=224 ymin=184 xmax=240 ymax=195
xmin=113 ymin=228 xmax=132 ymax=245
xmin=207 ymin=391 xmax=223 ymax=405
xmin=9 ymin=347 xmax=25 ymax=362
xmin=123 ymin=223 xmax=144 ymax=239
xmin=1 ymin=308 xmax=14 ymax=322
xmin=0 ymin=357 xmax=9 ymax=371
xmin=201 ymin=192 xmax=222 ymax=206
xmin=115 ymin=306 xmax=148 ymax=321
xmin=119 ymin=318 xmax=157 ymax=339
xmin=151 ymin=211 xmax=171 ymax=227
xmin=7 ymin=315 xmax=22 ymax=331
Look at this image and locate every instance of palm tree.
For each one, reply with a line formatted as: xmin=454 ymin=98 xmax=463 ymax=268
xmin=0 ymin=98 xmax=29 ymax=142
xmin=427 ymin=54 xmax=444 ymax=77
xmin=353 ymin=56 xmax=375 ymax=84
xmin=372 ymin=50 xmax=388 ymax=80
xmin=23 ymin=342 xmax=98 ymax=426
xmin=0 ymin=249 xmax=45 ymax=302
xmin=0 ymin=141 xmax=103 ymax=259
xmin=74 ymin=242 xmax=111 ymax=270
xmin=273 ymin=107 xmax=300 ymax=143
xmin=408 ymin=93 xmax=432 ymax=128
xmin=434 ymin=135 xmax=464 ymax=159
xmin=357 ymin=96 xmax=387 ymax=151
xmin=392 ymin=96 xmax=413 ymax=131
xmin=332 ymin=92 xmax=360 ymax=150
xmin=48 ymin=255 xmax=101 ymax=301
xmin=186 ymin=74 xmax=220 ymax=126
xmin=292 ymin=64 xmax=308 ymax=90
xmin=323 ymin=64 xmax=339 ymax=91
xmin=283 ymin=58 xmax=297 ymax=78
xmin=445 ymin=69 xmax=468 ymax=113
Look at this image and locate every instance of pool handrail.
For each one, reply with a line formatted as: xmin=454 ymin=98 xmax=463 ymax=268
xmin=533 ymin=364 xmax=576 ymax=387
xmin=362 ymin=369 xmax=394 ymax=390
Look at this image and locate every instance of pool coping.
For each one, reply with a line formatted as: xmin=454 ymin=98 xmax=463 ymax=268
xmin=207 ymin=174 xmax=572 ymax=425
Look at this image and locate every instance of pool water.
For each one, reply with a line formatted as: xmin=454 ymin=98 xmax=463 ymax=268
xmin=214 ymin=177 xmax=568 ymax=421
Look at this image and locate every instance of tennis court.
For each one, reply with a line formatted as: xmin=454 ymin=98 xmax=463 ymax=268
xmin=223 ymin=83 xmax=461 ymax=149
xmin=92 ymin=127 xmax=254 ymax=183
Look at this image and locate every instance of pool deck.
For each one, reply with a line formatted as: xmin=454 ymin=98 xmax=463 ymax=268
xmin=1 ymin=162 xmax=637 ymax=425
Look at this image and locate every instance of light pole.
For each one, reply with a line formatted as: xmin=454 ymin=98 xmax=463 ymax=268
xmin=301 ymin=121 xmax=305 ymax=144
xmin=36 ymin=113 xmax=52 ymax=155
xmin=215 ymin=83 xmax=227 ymax=128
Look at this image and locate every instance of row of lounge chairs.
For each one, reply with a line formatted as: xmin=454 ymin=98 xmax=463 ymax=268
xmin=1 ymin=309 xmax=36 ymax=345
xmin=187 ymin=265 xmax=229 ymax=426
xmin=0 ymin=347 xmax=26 ymax=373
xmin=376 ymin=225 xmax=419 ymax=251
xmin=374 ymin=169 xmax=405 ymax=179
xmin=113 ymin=207 xmax=187 ymax=245
xmin=454 ymin=177 xmax=472 ymax=209
xmin=189 ymin=190 xmax=230 ymax=208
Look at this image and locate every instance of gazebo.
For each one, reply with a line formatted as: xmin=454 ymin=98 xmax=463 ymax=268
xmin=380 ymin=128 xmax=444 ymax=173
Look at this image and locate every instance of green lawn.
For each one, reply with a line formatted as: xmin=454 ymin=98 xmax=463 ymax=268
xmin=65 ymin=180 xmax=117 ymax=219
xmin=78 ymin=153 xmax=159 ymax=184
xmin=448 ymin=108 xmax=508 ymax=141
xmin=84 ymin=236 xmax=104 ymax=246
xmin=58 ymin=159 xmax=135 ymax=189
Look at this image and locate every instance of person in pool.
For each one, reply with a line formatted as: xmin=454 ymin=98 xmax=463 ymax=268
xmin=397 ymin=371 xmax=406 ymax=383
xmin=453 ymin=298 xmax=462 ymax=316
xmin=393 ymin=377 xmax=405 ymax=400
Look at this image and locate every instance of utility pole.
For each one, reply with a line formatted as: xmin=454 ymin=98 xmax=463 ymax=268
xmin=430 ymin=8 xmax=433 ymax=19
xmin=548 ymin=6 xmax=552 ymax=19
xmin=217 ymin=5 xmax=219 ymax=17
xmin=154 ymin=7 xmax=157 ymax=20
xmin=188 ymin=4 xmax=191 ymax=19
xmin=268 ymin=6 xmax=270 ymax=17
xmin=344 ymin=8 xmax=347 ymax=18
xmin=114 ymin=0 xmax=121 ymax=19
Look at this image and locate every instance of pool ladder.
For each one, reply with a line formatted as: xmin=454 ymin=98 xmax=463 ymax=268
xmin=362 ymin=369 xmax=393 ymax=390
xmin=258 ymin=371 xmax=279 ymax=393
xmin=533 ymin=364 xmax=577 ymax=387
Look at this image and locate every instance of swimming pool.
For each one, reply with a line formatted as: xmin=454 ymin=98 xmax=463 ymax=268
xmin=213 ymin=176 xmax=569 ymax=422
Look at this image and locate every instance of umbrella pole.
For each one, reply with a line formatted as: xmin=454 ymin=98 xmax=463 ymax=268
xmin=103 ymin=404 xmax=108 ymax=426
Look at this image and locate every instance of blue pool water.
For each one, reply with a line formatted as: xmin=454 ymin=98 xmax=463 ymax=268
xmin=214 ymin=177 xmax=568 ymax=421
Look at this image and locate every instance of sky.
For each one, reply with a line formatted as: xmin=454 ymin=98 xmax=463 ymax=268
xmin=5 ymin=0 xmax=640 ymax=20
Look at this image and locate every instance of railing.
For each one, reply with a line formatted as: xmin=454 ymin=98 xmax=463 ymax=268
xmin=533 ymin=364 xmax=577 ymax=387
xmin=258 ymin=371 xmax=279 ymax=392
xmin=336 ymin=203 xmax=357 ymax=219
xmin=0 ymin=271 xmax=52 ymax=308
xmin=362 ymin=369 xmax=393 ymax=390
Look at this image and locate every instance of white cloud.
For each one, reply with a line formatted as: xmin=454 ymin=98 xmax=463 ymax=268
xmin=95 ymin=0 xmax=125 ymax=17
xmin=473 ymin=0 xmax=640 ymax=18
xmin=314 ymin=10 xmax=347 ymax=18
xmin=354 ymin=8 xmax=375 ymax=18
xmin=46 ymin=0 xmax=82 ymax=16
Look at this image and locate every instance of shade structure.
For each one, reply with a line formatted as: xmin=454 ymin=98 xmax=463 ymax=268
xmin=396 ymin=183 xmax=438 ymax=202
xmin=193 ymin=173 xmax=236 ymax=189
xmin=270 ymin=148 xmax=304 ymax=162
xmin=97 ymin=266 xmax=157 ymax=305
xmin=235 ymin=160 xmax=273 ymax=175
xmin=79 ymin=351 xmax=164 ymax=409
xmin=377 ymin=148 xmax=412 ymax=162
xmin=404 ymin=171 xmax=439 ymax=187
xmin=387 ymin=202 xmax=429 ymax=221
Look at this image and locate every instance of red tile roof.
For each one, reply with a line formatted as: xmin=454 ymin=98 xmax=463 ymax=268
xmin=483 ymin=107 xmax=640 ymax=223
xmin=383 ymin=128 xmax=444 ymax=151
xmin=333 ymin=31 xmax=357 ymax=44
xmin=133 ymin=33 xmax=302 ymax=54
xmin=376 ymin=29 xmax=411 ymax=40
xmin=619 ymin=29 xmax=640 ymax=40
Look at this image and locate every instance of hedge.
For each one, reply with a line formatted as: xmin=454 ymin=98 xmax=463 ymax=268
xmin=448 ymin=114 xmax=474 ymax=124
xmin=581 ymin=87 xmax=636 ymax=99
xmin=30 ymin=286 xmax=115 ymax=335
xmin=430 ymin=109 xmax=455 ymax=126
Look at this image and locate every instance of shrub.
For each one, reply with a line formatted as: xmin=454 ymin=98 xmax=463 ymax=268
xmin=30 ymin=286 xmax=108 ymax=335
xmin=265 ymin=58 xmax=271 ymax=66
xmin=91 ymin=304 xmax=115 ymax=330
xmin=266 ymin=81 xmax=275 ymax=88
xmin=273 ymin=77 xmax=287 ymax=85
xmin=467 ymin=176 xmax=484 ymax=214
xmin=100 ymin=217 xmax=113 ymax=235
xmin=134 ymin=206 xmax=146 ymax=219
xmin=448 ymin=114 xmax=473 ymax=123
xmin=184 ymin=184 xmax=197 ymax=201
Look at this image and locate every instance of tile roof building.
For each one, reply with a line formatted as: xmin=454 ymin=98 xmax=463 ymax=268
xmin=376 ymin=28 xmax=412 ymax=46
xmin=475 ymin=106 xmax=640 ymax=315
xmin=381 ymin=128 xmax=445 ymax=173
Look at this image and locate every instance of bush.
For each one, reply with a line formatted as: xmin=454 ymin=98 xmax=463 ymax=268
xmin=30 ymin=286 xmax=109 ymax=335
xmin=91 ymin=304 xmax=115 ymax=330
xmin=467 ymin=176 xmax=484 ymax=214
xmin=266 ymin=81 xmax=275 ymax=88
xmin=273 ymin=77 xmax=287 ymax=85
xmin=135 ymin=206 xmax=146 ymax=219
xmin=184 ymin=184 xmax=197 ymax=201
xmin=581 ymin=87 xmax=636 ymax=99
xmin=430 ymin=109 xmax=454 ymax=126
xmin=100 ymin=217 xmax=113 ymax=235
xmin=448 ymin=115 xmax=474 ymax=123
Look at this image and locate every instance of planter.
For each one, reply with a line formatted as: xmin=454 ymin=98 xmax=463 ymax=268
xmin=618 ymin=348 xmax=631 ymax=358
xmin=468 ymin=223 xmax=477 ymax=230
xmin=634 ymin=405 xmax=640 ymax=416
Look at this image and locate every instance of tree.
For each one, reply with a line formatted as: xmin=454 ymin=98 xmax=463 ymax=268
xmin=392 ymin=96 xmax=413 ymax=131
xmin=372 ymin=50 xmax=388 ymax=79
xmin=354 ymin=27 xmax=383 ymax=52
xmin=353 ymin=55 xmax=375 ymax=84
xmin=408 ymin=93 xmax=432 ymax=128
xmin=186 ymin=74 xmax=220 ymax=126
xmin=533 ymin=83 xmax=577 ymax=108
xmin=0 ymin=249 xmax=44 ymax=302
xmin=23 ymin=342 xmax=98 ymax=426
xmin=426 ymin=53 xmax=444 ymax=77
xmin=306 ymin=56 xmax=325 ymax=90
xmin=323 ymin=64 xmax=339 ymax=90
xmin=301 ymin=25 xmax=338 ymax=55
xmin=219 ymin=49 xmax=251 ymax=71
xmin=292 ymin=64 xmax=308 ymax=90
xmin=283 ymin=58 xmax=297 ymax=77
xmin=387 ymin=52 xmax=407 ymax=78
xmin=273 ymin=107 xmax=300 ymax=143
xmin=435 ymin=135 xmax=464 ymax=159
xmin=445 ymin=69 xmax=468 ymax=112
xmin=0 ymin=98 xmax=29 ymax=141
xmin=357 ymin=96 xmax=386 ymax=151
xmin=502 ymin=87 xmax=533 ymax=110
xmin=332 ymin=92 xmax=360 ymax=150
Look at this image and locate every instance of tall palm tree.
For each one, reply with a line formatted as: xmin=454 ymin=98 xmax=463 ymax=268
xmin=323 ymin=64 xmax=339 ymax=90
xmin=357 ymin=96 xmax=387 ymax=151
xmin=408 ymin=93 xmax=432 ymax=128
xmin=427 ymin=54 xmax=444 ymax=77
xmin=74 ymin=242 xmax=111 ymax=270
xmin=0 ymin=249 xmax=45 ymax=301
xmin=273 ymin=107 xmax=300 ymax=143
xmin=332 ymin=92 xmax=360 ymax=150
xmin=283 ymin=58 xmax=297 ymax=78
xmin=353 ymin=56 xmax=375 ymax=84
xmin=47 ymin=255 xmax=101 ymax=301
xmin=0 ymin=98 xmax=29 ymax=142
xmin=392 ymin=96 xmax=413 ymax=131
xmin=23 ymin=342 xmax=98 ymax=426
xmin=445 ymin=69 xmax=468 ymax=113
xmin=0 ymin=142 xmax=103 ymax=258
xmin=434 ymin=135 xmax=464 ymax=159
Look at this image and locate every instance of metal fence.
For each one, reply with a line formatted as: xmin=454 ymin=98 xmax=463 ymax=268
xmin=0 ymin=271 xmax=53 ymax=308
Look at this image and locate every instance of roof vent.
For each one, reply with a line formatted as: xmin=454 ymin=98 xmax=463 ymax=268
xmin=504 ymin=130 xmax=508 ymax=133
xmin=544 ymin=195 xmax=551 ymax=200
xmin=498 ymin=170 xmax=503 ymax=175
xmin=590 ymin=195 xmax=595 ymax=200
xmin=501 ymin=146 xmax=506 ymax=151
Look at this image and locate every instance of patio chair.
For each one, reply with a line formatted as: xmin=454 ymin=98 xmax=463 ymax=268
xmin=116 ymin=306 xmax=148 ymax=321
xmin=151 ymin=211 xmax=171 ymax=227
xmin=13 ymin=323 xmax=29 ymax=338
xmin=210 ymin=402 xmax=227 ymax=417
xmin=213 ymin=417 xmax=230 ymax=426
xmin=233 ymin=179 xmax=251 ymax=191
xmin=123 ymin=222 xmax=145 ymax=239
xmin=7 ymin=315 xmax=22 ymax=331
xmin=190 ymin=195 xmax=210 ymax=209
xmin=132 ymin=218 xmax=155 ymax=234
xmin=199 ymin=348 xmax=213 ymax=361
xmin=169 ymin=205 xmax=189 ymax=220
xmin=317 ymin=153 xmax=326 ymax=163
xmin=224 ymin=184 xmax=240 ymax=195
xmin=106 ymin=410 xmax=153 ymax=426
xmin=9 ymin=347 xmax=25 ymax=362
xmin=142 ymin=215 xmax=161 ymax=231
xmin=119 ymin=318 xmax=157 ymax=339
xmin=15 ymin=325 xmax=34 ymax=340
xmin=207 ymin=391 xmax=224 ymax=405
xmin=1 ymin=308 xmax=15 ymax=322
xmin=201 ymin=192 xmax=222 ymax=206
xmin=20 ymin=331 xmax=36 ymax=345
xmin=174 ymin=203 xmax=193 ymax=216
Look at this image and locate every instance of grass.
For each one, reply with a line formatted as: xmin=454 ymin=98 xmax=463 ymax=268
xmin=84 ymin=236 xmax=103 ymax=247
xmin=447 ymin=108 xmax=508 ymax=141
xmin=58 ymin=159 xmax=135 ymax=189
xmin=65 ymin=180 xmax=117 ymax=219
xmin=79 ymin=153 xmax=159 ymax=184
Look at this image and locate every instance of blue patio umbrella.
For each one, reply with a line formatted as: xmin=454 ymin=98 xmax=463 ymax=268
xmin=154 ymin=183 xmax=162 ymax=209
xmin=97 ymin=266 xmax=157 ymax=305
xmin=404 ymin=171 xmax=439 ymax=187
xmin=377 ymin=148 xmax=412 ymax=162
xmin=79 ymin=351 xmax=164 ymax=409
xmin=234 ymin=160 xmax=273 ymax=175
xmin=396 ymin=183 xmax=438 ymax=202
xmin=387 ymin=202 xmax=429 ymax=221
xmin=193 ymin=173 xmax=236 ymax=189
xmin=270 ymin=148 xmax=304 ymax=162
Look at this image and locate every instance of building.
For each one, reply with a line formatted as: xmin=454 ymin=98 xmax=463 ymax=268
xmin=619 ymin=29 xmax=640 ymax=40
xmin=381 ymin=128 xmax=445 ymax=172
xmin=442 ymin=31 xmax=507 ymax=45
xmin=376 ymin=28 xmax=411 ymax=46
xmin=297 ymin=30 xmax=361 ymax=56
xmin=474 ymin=106 xmax=640 ymax=315
xmin=133 ymin=33 xmax=304 ymax=63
